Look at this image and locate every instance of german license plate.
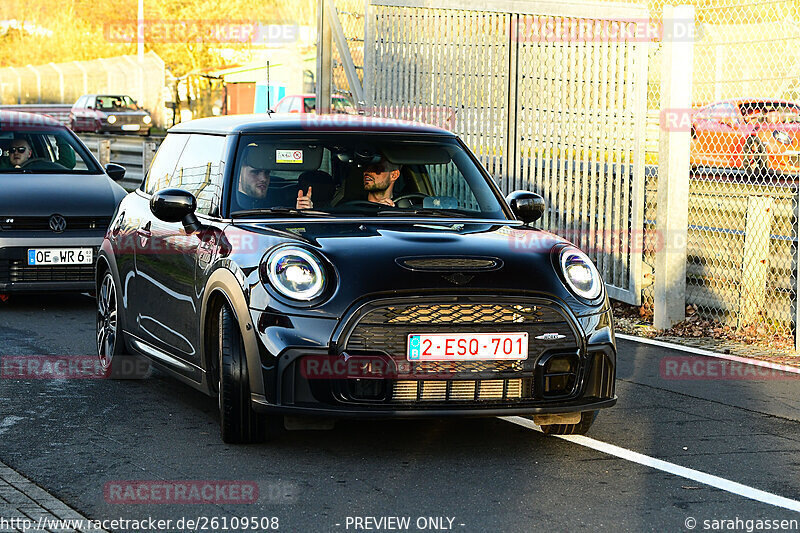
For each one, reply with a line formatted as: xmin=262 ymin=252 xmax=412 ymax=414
xmin=27 ymin=248 xmax=93 ymax=266
xmin=407 ymin=332 xmax=528 ymax=361
xmin=121 ymin=124 xmax=140 ymax=131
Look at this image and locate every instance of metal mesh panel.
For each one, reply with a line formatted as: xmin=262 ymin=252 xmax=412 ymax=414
xmin=684 ymin=1 xmax=800 ymax=336
xmin=331 ymin=0 xmax=366 ymax=99
xmin=513 ymin=16 xmax=648 ymax=303
xmin=368 ymin=7 xmax=511 ymax=181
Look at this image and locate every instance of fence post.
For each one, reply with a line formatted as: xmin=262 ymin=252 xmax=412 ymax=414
xmin=653 ymin=5 xmax=695 ymax=330
xmin=738 ymin=196 xmax=773 ymax=329
xmin=796 ymin=189 xmax=800 ymax=351
xmin=315 ymin=0 xmax=333 ymax=114
xmin=143 ymin=141 xmax=157 ymax=177
xmin=97 ymin=139 xmax=111 ymax=166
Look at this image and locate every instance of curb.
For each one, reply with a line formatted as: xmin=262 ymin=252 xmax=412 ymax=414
xmin=0 ymin=460 xmax=107 ymax=533
xmin=616 ymin=333 xmax=800 ymax=374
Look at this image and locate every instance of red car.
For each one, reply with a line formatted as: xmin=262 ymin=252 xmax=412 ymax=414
xmin=271 ymin=93 xmax=355 ymax=114
xmin=690 ymin=99 xmax=800 ymax=175
xmin=70 ymin=94 xmax=152 ymax=136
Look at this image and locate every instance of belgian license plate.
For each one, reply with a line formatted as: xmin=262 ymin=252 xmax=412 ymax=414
xmin=121 ymin=124 xmax=140 ymax=131
xmin=407 ymin=332 xmax=528 ymax=361
xmin=27 ymin=248 xmax=93 ymax=266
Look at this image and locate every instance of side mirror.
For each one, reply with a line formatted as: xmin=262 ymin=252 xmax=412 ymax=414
xmin=506 ymin=190 xmax=545 ymax=224
xmin=150 ymin=188 xmax=201 ymax=233
xmin=105 ymin=163 xmax=126 ymax=181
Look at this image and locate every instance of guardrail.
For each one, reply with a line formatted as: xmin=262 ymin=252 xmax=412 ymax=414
xmin=0 ymin=104 xmax=72 ymax=127
xmin=78 ymin=134 xmax=164 ymax=191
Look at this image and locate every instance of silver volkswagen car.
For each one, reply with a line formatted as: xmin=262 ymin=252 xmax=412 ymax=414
xmin=0 ymin=111 xmax=128 ymax=293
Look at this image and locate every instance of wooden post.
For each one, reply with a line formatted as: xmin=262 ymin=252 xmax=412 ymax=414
xmin=97 ymin=139 xmax=111 ymax=167
xmin=738 ymin=196 xmax=773 ymax=328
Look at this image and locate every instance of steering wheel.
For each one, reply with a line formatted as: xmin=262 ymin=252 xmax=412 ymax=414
xmin=334 ymin=199 xmax=382 ymax=209
xmin=392 ymin=192 xmax=429 ymax=208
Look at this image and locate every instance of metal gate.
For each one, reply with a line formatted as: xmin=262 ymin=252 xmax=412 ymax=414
xmin=322 ymin=0 xmax=650 ymax=304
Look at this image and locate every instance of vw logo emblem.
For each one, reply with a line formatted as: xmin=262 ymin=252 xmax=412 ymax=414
xmin=49 ymin=214 xmax=67 ymax=233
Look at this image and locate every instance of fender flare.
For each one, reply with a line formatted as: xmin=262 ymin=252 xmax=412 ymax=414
xmin=200 ymin=267 xmax=265 ymax=397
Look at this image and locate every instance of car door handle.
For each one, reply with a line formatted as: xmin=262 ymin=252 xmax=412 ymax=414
xmin=136 ymin=222 xmax=152 ymax=247
xmin=137 ymin=222 xmax=152 ymax=236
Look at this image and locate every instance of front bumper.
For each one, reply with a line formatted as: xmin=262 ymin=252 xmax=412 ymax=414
xmin=99 ymin=121 xmax=150 ymax=134
xmin=248 ymin=295 xmax=616 ymax=418
xmin=0 ymin=235 xmax=103 ymax=292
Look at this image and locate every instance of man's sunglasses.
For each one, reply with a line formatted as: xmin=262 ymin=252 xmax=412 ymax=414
xmin=9 ymin=147 xmax=28 ymax=154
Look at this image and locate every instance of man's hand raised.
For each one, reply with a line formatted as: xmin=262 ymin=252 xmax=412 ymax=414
xmin=296 ymin=187 xmax=313 ymax=209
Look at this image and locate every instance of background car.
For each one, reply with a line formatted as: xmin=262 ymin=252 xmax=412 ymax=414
xmin=0 ymin=110 xmax=128 ymax=293
xmin=70 ymin=94 xmax=152 ymax=136
xmin=271 ymin=93 xmax=356 ymax=114
xmin=96 ymin=114 xmax=616 ymax=443
xmin=690 ymin=98 xmax=800 ymax=176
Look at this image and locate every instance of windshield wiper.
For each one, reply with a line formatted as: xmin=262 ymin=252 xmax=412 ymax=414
xmin=375 ymin=207 xmax=473 ymax=217
xmin=230 ymin=208 xmax=333 ymax=218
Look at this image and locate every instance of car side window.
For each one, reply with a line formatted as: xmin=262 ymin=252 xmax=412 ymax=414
xmin=290 ymin=97 xmax=303 ymax=113
xmin=171 ymin=134 xmax=226 ymax=216
xmin=143 ymin=133 xmax=189 ymax=194
xmin=275 ymin=99 xmax=290 ymax=113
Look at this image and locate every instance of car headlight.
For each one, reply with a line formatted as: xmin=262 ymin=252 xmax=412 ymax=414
xmin=106 ymin=115 xmax=117 ymax=124
xmin=559 ymin=247 xmax=602 ymax=300
xmin=264 ymin=246 xmax=326 ymax=300
xmin=142 ymin=115 xmax=152 ymax=124
xmin=773 ymin=130 xmax=791 ymax=145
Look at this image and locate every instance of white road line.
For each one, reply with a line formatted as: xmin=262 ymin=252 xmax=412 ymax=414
xmin=500 ymin=416 xmax=800 ymax=513
xmin=616 ymin=333 xmax=800 ymax=375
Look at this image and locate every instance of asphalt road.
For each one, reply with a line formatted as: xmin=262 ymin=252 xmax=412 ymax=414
xmin=1 ymin=293 xmax=799 ymax=532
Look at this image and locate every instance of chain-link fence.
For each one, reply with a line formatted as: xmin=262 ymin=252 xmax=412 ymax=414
xmin=630 ymin=0 xmax=800 ymax=341
xmin=0 ymin=52 xmax=166 ymax=127
xmin=330 ymin=0 xmax=365 ymax=99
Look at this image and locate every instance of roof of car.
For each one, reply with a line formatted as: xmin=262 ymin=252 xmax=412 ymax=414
xmin=168 ymin=113 xmax=456 ymax=136
xmin=0 ymin=110 xmax=64 ymax=128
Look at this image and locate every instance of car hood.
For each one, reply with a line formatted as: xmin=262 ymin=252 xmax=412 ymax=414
xmin=230 ymin=220 xmax=598 ymax=316
xmin=0 ymin=174 xmax=126 ymax=216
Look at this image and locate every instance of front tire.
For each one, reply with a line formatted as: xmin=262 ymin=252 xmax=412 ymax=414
xmin=540 ymin=411 xmax=598 ymax=435
xmin=96 ymin=270 xmax=150 ymax=379
xmin=97 ymin=271 xmax=124 ymax=373
xmin=218 ymin=304 xmax=266 ymax=444
xmin=742 ymin=137 xmax=767 ymax=178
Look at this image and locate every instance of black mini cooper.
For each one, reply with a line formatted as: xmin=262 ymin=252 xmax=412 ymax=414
xmin=96 ymin=114 xmax=616 ymax=443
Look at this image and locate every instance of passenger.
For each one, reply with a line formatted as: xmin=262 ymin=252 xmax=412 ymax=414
xmin=295 ymin=170 xmax=336 ymax=209
xmin=234 ymin=145 xmax=307 ymax=210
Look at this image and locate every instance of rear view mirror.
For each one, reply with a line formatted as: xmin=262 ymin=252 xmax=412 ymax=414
xmin=506 ymin=190 xmax=545 ymax=224
xmin=105 ymin=163 xmax=126 ymax=181
xmin=150 ymin=188 xmax=201 ymax=233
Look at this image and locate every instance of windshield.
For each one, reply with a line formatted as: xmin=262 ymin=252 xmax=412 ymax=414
xmin=229 ymin=134 xmax=507 ymax=219
xmin=0 ymin=128 xmax=101 ymax=174
xmin=303 ymin=97 xmax=355 ymax=114
xmin=740 ymin=102 xmax=800 ymax=124
xmin=96 ymin=95 xmax=140 ymax=111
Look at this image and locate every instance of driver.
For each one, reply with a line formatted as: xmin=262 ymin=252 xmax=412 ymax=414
xmin=8 ymin=138 xmax=32 ymax=168
xmin=362 ymin=157 xmax=401 ymax=206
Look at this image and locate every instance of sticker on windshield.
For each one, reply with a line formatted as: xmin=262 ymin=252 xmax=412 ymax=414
xmin=276 ymin=149 xmax=303 ymax=164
